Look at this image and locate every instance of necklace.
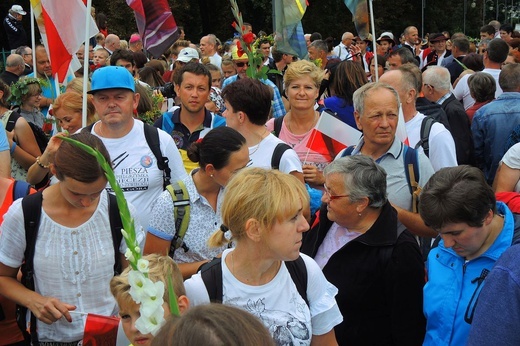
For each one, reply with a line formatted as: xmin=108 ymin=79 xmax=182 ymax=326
xmin=249 ymin=128 xmax=268 ymax=156
xmin=286 ymin=111 xmax=318 ymax=135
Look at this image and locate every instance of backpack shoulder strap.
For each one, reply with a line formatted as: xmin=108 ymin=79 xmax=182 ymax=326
xmin=200 ymin=257 xmax=223 ymax=303
xmin=284 ymin=256 xmax=308 ymax=306
xmin=21 ymin=191 xmax=43 ymax=344
xmin=81 ymin=122 xmax=95 ymax=133
xmin=273 ymin=115 xmax=285 ymax=138
xmin=143 ymin=123 xmax=171 ymax=189
xmin=5 ymin=110 xmax=18 ymax=132
xmin=340 ymin=145 xmax=356 ymax=158
xmin=166 ymin=181 xmax=191 ymax=257
xmin=403 ymin=145 xmax=421 ymax=213
xmin=108 ymin=193 xmax=123 ymax=275
xmin=271 ymin=142 xmax=292 ymax=170
xmin=414 ymin=116 xmax=435 ymax=158
xmin=13 ymin=180 xmax=31 ymax=200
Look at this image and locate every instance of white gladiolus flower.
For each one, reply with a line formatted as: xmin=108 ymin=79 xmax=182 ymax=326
xmin=128 ymin=271 xmax=154 ymax=303
xmin=134 ymin=246 xmax=141 ymax=254
xmin=137 ymin=258 xmax=150 ymax=273
xmin=139 ymin=281 xmax=165 ymax=317
xmin=124 ymin=248 xmax=135 ymax=263
xmin=135 ymin=304 xmax=165 ymax=336
xmin=121 ymin=228 xmax=129 ymax=240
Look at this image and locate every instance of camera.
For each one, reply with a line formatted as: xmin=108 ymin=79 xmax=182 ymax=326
xmin=155 ymin=82 xmax=175 ymax=99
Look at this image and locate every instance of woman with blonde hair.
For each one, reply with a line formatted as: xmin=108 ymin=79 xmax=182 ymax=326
xmin=26 ymin=92 xmax=96 ymax=185
xmin=265 ymin=60 xmax=329 ymax=188
xmin=185 ymin=168 xmax=342 ymax=346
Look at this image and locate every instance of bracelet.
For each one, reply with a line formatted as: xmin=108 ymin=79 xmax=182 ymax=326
xmin=10 ymin=142 xmax=16 ymax=155
xmin=36 ymin=156 xmax=50 ymax=169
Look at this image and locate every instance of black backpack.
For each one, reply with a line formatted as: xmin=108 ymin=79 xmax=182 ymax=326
xmin=6 ymin=110 xmax=49 ymax=155
xmin=16 ymin=191 xmax=123 ymax=345
xmin=83 ymin=122 xmax=171 ymax=189
xmin=200 ymin=256 xmax=309 ymax=305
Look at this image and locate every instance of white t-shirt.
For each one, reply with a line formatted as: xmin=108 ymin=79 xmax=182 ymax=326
xmin=405 ymin=112 xmax=458 ymax=171
xmin=0 ymin=192 xmax=144 ymax=342
xmin=147 ymin=171 xmax=229 ymax=263
xmin=248 ymin=133 xmax=303 ymax=174
xmin=209 ymin=53 xmax=222 ymax=69
xmin=90 ymin=119 xmax=188 ymax=228
xmin=501 ymin=143 xmax=520 ymax=192
xmin=185 ymin=249 xmax=343 ymax=345
xmin=453 ymin=68 xmax=503 ymax=110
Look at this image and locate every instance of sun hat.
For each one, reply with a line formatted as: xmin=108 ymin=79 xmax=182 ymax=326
xmin=231 ymin=45 xmax=248 ymax=60
xmin=376 ymin=32 xmax=396 ymax=45
xmin=11 ymin=5 xmax=26 ymax=16
xmin=177 ymin=47 xmax=200 ymax=63
xmin=88 ymin=66 xmax=135 ymax=94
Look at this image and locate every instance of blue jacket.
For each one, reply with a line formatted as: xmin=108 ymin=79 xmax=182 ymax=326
xmin=423 ymin=202 xmax=515 ymax=346
xmin=467 ymin=243 xmax=520 ymax=345
xmin=471 ymin=92 xmax=520 ymax=185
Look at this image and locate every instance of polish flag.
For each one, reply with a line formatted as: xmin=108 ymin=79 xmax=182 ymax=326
xmin=82 ymin=313 xmax=120 ymax=346
xmin=32 ymin=0 xmax=98 ymax=83
xmin=395 ymin=105 xmax=409 ymax=146
xmin=305 ymin=110 xmax=362 ymax=159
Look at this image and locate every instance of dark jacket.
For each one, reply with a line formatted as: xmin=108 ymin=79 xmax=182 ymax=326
xmin=0 ymin=70 xmax=20 ymax=86
xmin=301 ymin=202 xmax=426 ymax=346
xmin=441 ymin=94 xmax=474 ymax=165
xmin=3 ymin=14 xmax=27 ymax=50
xmin=416 ymin=97 xmax=451 ymax=131
xmin=446 ymin=55 xmax=466 ymax=85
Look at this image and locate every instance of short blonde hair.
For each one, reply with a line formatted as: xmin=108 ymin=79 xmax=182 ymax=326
xmin=110 ymin=254 xmax=185 ymax=308
xmin=208 ymin=168 xmax=309 ymax=247
xmin=283 ymin=59 xmax=325 ymax=90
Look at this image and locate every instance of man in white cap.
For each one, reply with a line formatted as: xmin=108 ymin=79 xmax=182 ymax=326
xmin=3 ymin=5 xmax=27 ymax=50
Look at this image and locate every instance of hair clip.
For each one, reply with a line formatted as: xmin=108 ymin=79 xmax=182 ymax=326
xmin=220 ymin=224 xmax=229 ymax=233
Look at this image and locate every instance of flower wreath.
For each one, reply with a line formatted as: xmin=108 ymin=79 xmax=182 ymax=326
xmin=8 ymin=77 xmax=48 ymax=106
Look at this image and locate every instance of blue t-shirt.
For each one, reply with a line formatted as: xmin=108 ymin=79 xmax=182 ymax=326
xmin=0 ymin=122 xmax=9 ymax=151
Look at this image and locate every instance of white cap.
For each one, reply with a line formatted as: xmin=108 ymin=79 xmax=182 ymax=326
xmin=177 ymin=47 xmax=199 ymax=63
xmin=11 ymin=5 xmax=27 ymax=16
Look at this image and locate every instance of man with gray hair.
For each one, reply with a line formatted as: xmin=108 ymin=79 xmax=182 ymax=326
xmin=308 ymin=39 xmax=330 ymax=70
xmin=3 ymin=4 xmax=27 ymax=50
xmin=14 ymin=45 xmax=32 ymax=75
xmin=472 ymin=63 xmax=520 ymax=185
xmin=422 ymin=65 xmax=474 ymax=165
xmin=0 ymin=54 xmax=24 ymax=85
xmin=340 ymin=82 xmax=436 ymax=239
xmin=332 ymin=32 xmax=355 ymax=60
xmin=380 ymin=64 xmax=457 ymax=171
xmin=454 ymin=38 xmax=510 ymax=110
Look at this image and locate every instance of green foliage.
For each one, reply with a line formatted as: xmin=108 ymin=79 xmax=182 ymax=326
xmin=8 ymin=77 xmax=48 ymax=106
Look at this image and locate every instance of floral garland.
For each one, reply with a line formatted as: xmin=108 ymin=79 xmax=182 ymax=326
xmin=8 ymin=77 xmax=48 ymax=106
xmin=230 ymin=0 xmax=280 ymax=80
xmin=58 ymin=135 xmax=179 ymax=336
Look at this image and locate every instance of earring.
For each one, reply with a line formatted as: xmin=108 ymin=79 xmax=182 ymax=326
xmin=210 ymin=174 xmax=214 ymax=177
xmin=358 ymin=213 xmax=362 ymax=217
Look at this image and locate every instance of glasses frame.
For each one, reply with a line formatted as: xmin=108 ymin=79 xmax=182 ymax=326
xmin=323 ymin=185 xmax=350 ymax=201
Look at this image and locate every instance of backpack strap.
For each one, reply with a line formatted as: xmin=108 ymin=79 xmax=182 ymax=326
xmin=284 ymin=256 xmax=308 ymax=306
xmin=271 ymin=143 xmax=292 ymax=170
xmin=13 ymin=180 xmax=31 ymax=200
xmin=108 ymin=193 xmax=123 ymax=275
xmin=166 ymin=181 xmax=191 ymax=257
xmin=340 ymin=145 xmax=356 ymax=158
xmin=200 ymin=255 xmax=308 ymax=305
xmin=20 ymin=192 xmax=44 ymax=345
xmin=403 ymin=145 xmax=420 ymax=208
xmin=200 ymin=257 xmax=223 ymax=303
xmin=5 ymin=110 xmax=18 ymax=132
xmin=82 ymin=122 xmax=95 ymax=133
xmin=143 ymin=124 xmax=171 ymax=189
xmin=273 ymin=115 xmax=285 ymax=138
xmin=414 ymin=117 xmax=435 ymax=158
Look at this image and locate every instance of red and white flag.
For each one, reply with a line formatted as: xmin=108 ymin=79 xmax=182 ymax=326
xmin=395 ymin=106 xmax=409 ymax=146
xmin=31 ymin=0 xmax=98 ymax=83
xmin=305 ymin=111 xmax=362 ymax=160
xmin=82 ymin=313 xmax=120 ymax=346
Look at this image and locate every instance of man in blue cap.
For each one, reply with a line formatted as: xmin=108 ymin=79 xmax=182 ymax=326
xmin=87 ymin=66 xmax=187 ymax=228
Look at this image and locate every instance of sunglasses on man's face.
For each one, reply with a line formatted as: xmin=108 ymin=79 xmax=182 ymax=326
xmin=235 ymin=62 xmax=249 ymax=67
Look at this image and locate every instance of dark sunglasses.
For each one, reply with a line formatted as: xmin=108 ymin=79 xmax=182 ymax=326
xmin=235 ymin=62 xmax=249 ymax=67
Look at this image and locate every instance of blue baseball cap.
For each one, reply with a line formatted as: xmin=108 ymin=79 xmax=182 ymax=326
xmin=88 ymin=66 xmax=135 ymax=94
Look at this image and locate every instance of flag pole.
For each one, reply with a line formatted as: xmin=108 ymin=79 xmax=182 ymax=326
xmin=82 ymin=0 xmax=93 ymax=128
xmin=30 ymin=3 xmax=36 ymax=75
xmin=368 ymin=0 xmax=378 ymax=81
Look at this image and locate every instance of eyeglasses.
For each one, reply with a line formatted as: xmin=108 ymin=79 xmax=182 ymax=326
xmin=323 ymin=185 xmax=350 ymax=201
xmin=235 ymin=62 xmax=249 ymax=67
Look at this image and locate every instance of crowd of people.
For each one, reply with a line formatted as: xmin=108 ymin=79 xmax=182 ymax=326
xmin=1 ymin=2 xmax=520 ymax=345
